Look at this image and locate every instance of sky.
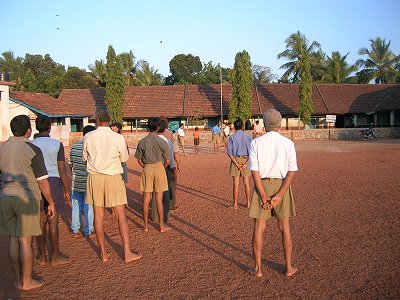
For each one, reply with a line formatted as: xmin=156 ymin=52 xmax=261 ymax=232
xmin=2 ymin=0 xmax=400 ymax=78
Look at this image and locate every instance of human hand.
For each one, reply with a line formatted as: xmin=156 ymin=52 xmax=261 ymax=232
xmin=261 ymin=195 xmax=271 ymax=210
xmin=64 ymin=193 xmax=72 ymax=208
xmin=47 ymin=204 xmax=56 ymax=220
xmin=269 ymin=195 xmax=282 ymax=209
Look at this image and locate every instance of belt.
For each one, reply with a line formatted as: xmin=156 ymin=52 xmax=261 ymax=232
xmin=235 ymin=155 xmax=248 ymax=158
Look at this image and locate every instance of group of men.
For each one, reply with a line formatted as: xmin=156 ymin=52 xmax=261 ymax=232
xmin=0 ymin=108 xmax=297 ymax=291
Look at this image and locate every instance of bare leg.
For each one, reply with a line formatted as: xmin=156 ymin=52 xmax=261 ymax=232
xmin=113 ymin=205 xmax=142 ymax=263
xmin=36 ymin=211 xmax=48 ymax=265
xmin=250 ymin=218 xmax=266 ymax=278
xmin=93 ymin=206 xmax=108 ymax=262
xmin=142 ymin=192 xmax=152 ymax=232
xmin=277 ymin=218 xmax=298 ymax=276
xmin=19 ymin=236 xmax=44 ymax=290
xmin=243 ymin=176 xmax=251 ymax=208
xmin=155 ymin=192 xmax=170 ymax=232
xmin=49 ymin=212 xmax=69 ymax=266
xmin=9 ymin=236 xmax=21 ymax=289
xmin=232 ymin=176 xmax=239 ymax=209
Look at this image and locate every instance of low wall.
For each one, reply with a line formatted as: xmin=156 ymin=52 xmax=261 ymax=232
xmin=68 ymin=127 xmax=400 ymax=146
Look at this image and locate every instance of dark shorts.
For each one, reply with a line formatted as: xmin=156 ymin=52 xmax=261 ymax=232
xmin=43 ymin=177 xmax=65 ymax=212
xmin=194 ymin=138 xmax=200 ymax=146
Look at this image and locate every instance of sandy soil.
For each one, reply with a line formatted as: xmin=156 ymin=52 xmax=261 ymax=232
xmin=1 ymin=139 xmax=399 ymax=299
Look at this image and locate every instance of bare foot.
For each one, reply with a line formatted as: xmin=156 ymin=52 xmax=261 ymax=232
xmin=13 ymin=280 xmax=21 ymax=290
xmin=285 ymin=267 xmax=298 ymax=277
xmin=248 ymin=268 xmax=263 ymax=278
xmin=18 ymin=279 xmax=44 ymax=291
xmin=100 ymin=253 xmax=110 ymax=263
xmin=51 ymin=254 xmax=70 ymax=266
xmin=160 ymin=225 xmax=171 ymax=232
xmin=72 ymin=232 xmax=79 ymax=238
xmin=124 ymin=252 xmax=142 ymax=263
xmin=143 ymin=226 xmax=149 ymax=232
xmin=35 ymin=254 xmax=47 ymax=266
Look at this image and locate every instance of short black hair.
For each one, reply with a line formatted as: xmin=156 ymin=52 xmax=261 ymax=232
xmin=148 ymin=117 xmax=160 ymax=132
xmin=83 ymin=125 xmax=96 ymax=136
xmin=95 ymin=109 xmax=111 ymax=123
xmin=110 ymin=122 xmax=122 ymax=133
xmin=158 ymin=120 xmax=168 ymax=133
xmin=234 ymin=119 xmax=243 ymax=130
xmin=10 ymin=115 xmax=31 ymax=137
xmin=35 ymin=115 xmax=51 ymax=132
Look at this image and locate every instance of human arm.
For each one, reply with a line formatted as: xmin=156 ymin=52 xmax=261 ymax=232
xmin=251 ymin=170 xmax=271 ymax=209
xmin=268 ymin=171 xmax=296 ymax=209
xmin=57 ymin=144 xmax=72 ymax=208
xmin=37 ymin=178 xmax=56 ymax=219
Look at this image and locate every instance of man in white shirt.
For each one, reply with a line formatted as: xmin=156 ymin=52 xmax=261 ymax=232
xmin=177 ymin=123 xmax=186 ymax=155
xmin=83 ymin=109 xmax=142 ymax=263
xmin=248 ymin=109 xmax=298 ymax=278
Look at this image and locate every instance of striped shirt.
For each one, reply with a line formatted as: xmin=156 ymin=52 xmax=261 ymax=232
xmin=68 ymin=139 xmax=87 ymax=192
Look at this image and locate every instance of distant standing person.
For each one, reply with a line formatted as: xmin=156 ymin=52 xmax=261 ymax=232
xmin=211 ymin=123 xmax=221 ymax=154
xmin=177 ymin=122 xmax=186 ymax=156
xmin=253 ymin=120 xmax=263 ymax=138
xmin=32 ymin=115 xmax=71 ymax=266
xmin=134 ymin=117 xmax=171 ymax=232
xmin=0 ymin=115 xmax=56 ymax=290
xmin=68 ymin=125 xmax=96 ymax=237
xmin=226 ymin=119 xmax=252 ymax=209
xmin=248 ymin=109 xmax=298 ymax=278
xmin=193 ymin=127 xmax=200 ymax=155
xmin=83 ymin=109 xmax=142 ymax=263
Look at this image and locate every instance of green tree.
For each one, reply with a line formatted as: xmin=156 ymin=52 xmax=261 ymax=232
xmin=166 ymin=54 xmax=202 ymax=85
xmin=229 ymin=50 xmax=253 ymax=123
xmin=88 ymin=59 xmax=107 ymax=87
xmin=298 ymin=54 xmax=313 ymax=125
xmin=251 ymin=65 xmax=278 ymax=83
xmin=133 ymin=60 xmax=163 ymax=86
xmin=321 ymin=51 xmax=358 ymax=83
xmin=20 ymin=69 xmax=38 ymax=92
xmin=118 ymin=50 xmax=136 ymax=86
xmin=105 ymin=45 xmax=125 ymax=123
xmin=0 ymin=51 xmax=24 ymax=83
xmin=356 ymin=37 xmax=400 ymax=83
xmin=199 ymin=61 xmax=230 ymax=84
xmin=277 ymin=31 xmax=321 ymax=83
xmin=62 ymin=66 xmax=98 ymax=89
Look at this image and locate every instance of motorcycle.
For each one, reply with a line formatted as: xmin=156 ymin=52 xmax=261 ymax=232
xmin=360 ymin=126 xmax=377 ymax=140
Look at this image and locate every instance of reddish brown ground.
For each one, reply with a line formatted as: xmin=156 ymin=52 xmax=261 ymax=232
xmin=1 ymin=139 xmax=400 ymax=299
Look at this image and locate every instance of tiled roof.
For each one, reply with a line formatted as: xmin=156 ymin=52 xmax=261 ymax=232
xmin=11 ymin=84 xmax=400 ymax=118
xmin=0 ymin=81 xmax=16 ymax=86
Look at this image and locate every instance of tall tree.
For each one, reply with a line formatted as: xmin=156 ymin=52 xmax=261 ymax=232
xmin=88 ymin=59 xmax=107 ymax=87
xmin=251 ymin=65 xmax=278 ymax=84
xmin=229 ymin=50 xmax=253 ymax=123
xmin=298 ymin=54 xmax=313 ymax=125
xmin=356 ymin=37 xmax=400 ymax=83
xmin=105 ymin=45 xmax=125 ymax=123
xmin=118 ymin=50 xmax=136 ymax=86
xmin=321 ymin=51 xmax=358 ymax=83
xmin=166 ymin=54 xmax=202 ymax=85
xmin=0 ymin=51 xmax=24 ymax=83
xmin=62 ymin=66 xmax=98 ymax=89
xmin=133 ymin=60 xmax=163 ymax=86
xmin=20 ymin=69 xmax=38 ymax=92
xmin=277 ymin=31 xmax=321 ymax=83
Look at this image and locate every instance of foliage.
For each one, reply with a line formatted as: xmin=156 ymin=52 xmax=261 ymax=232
xmin=198 ymin=61 xmax=231 ymax=84
xmin=118 ymin=50 xmax=136 ymax=86
xmin=251 ymin=64 xmax=278 ymax=83
xmin=88 ymin=59 xmax=107 ymax=87
xmin=20 ymin=69 xmax=38 ymax=92
xmin=0 ymin=51 xmax=24 ymax=82
xmin=298 ymin=54 xmax=314 ymax=125
xmin=320 ymin=52 xmax=358 ymax=83
xmin=229 ymin=50 xmax=253 ymax=123
xmin=356 ymin=37 xmax=400 ymax=83
xmin=277 ymin=31 xmax=321 ymax=83
xmin=105 ymin=45 xmax=125 ymax=123
xmin=62 ymin=66 xmax=98 ymax=89
xmin=133 ymin=60 xmax=163 ymax=86
xmin=167 ymin=54 xmax=202 ymax=84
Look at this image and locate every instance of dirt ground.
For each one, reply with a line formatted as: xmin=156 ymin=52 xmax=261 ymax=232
xmin=1 ymin=139 xmax=399 ymax=299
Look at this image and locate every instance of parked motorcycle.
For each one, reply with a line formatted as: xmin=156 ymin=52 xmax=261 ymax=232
xmin=360 ymin=126 xmax=377 ymax=140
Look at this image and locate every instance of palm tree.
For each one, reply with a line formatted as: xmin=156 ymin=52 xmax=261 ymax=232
xmin=133 ymin=60 xmax=163 ymax=86
xmin=356 ymin=37 xmax=400 ymax=83
xmin=88 ymin=59 xmax=106 ymax=87
xmin=118 ymin=50 xmax=136 ymax=86
xmin=251 ymin=65 xmax=278 ymax=83
xmin=277 ymin=31 xmax=321 ymax=82
xmin=0 ymin=51 xmax=24 ymax=83
xmin=321 ymin=51 xmax=358 ymax=83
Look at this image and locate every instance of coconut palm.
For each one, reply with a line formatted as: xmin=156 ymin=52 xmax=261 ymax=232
xmin=118 ymin=50 xmax=136 ymax=86
xmin=321 ymin=51 xmax=358 ymax=83
xmin=356 ymin=37 xmax=400 ymax=83
xmin=277 ymin=31 xmax=321 ymax=82
xmin=133 ymin=60 xmax=163 ymax=86
xmin=88 ymin=59 xmax=106 ymax=87
xmin=251 ymin=65 xmax=278 ymax=84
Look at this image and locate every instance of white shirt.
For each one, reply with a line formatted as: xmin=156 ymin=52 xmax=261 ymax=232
xmin=32 ymin=136 xmax=63 ymax=177
xmin=158 ymin=134 xmax=175 ymax=169
xmin=249 ymin=131 xmax=298 ymax=179
xmin=177 ymin=127 xmax=184 ymax=137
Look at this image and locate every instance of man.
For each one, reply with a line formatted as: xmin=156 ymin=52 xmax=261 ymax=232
xmin=68 ymin=125 xmax=96 ymax=237
xmin=83 ymin=109 xmax=142 ymax=263
xmin=177 ymin=122 xmax=186 ymax=156
xmin=211 ymin=123 xmax=221 ymax=153
xmin=226 ymin=119 xmax=252 ymax=209
xmin=0 ymin=115 xmax=56 ymax=290
xmin=150 ymin=119 xmax=175 ymax=223
xmin=248 ymin=109 xmax=298 ymax=278
xmin=253 ymin=120 xmax=263 ymax=138
xmin=134 ymin=117 xmax=171 ymax=232
xmin=32 ymin=115 xmax=71 ymax=266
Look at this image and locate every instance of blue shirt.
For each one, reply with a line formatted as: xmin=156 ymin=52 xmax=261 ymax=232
xmin=212 ymin=125 xmax=221 ymax=135
xmin=226 ymin=130 xmax=252 ymax=157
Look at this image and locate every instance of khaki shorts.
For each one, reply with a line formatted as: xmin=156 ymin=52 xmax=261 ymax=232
xmin=140 ymin=161 xmax=168 ymax=193
xmin=249 ymin=178 xmax=296 ymax=220
xmin=229 ymin=157 xmax=251 ymax=177
xmin=213 ymin=134 xmax=220 ymax=143
xmin=86 ymin=173 xmax=127 ymax=207
xmin=0 ymin=196 xmax=41 ymax=236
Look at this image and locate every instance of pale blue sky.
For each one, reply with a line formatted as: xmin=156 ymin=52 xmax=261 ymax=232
xmin=3 ymin=0 xmax=400 ymax=78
